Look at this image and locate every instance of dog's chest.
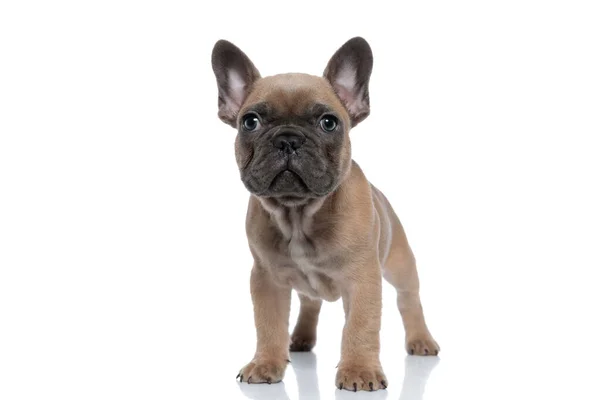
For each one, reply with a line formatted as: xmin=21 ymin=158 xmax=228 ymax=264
xmin=271 ymin=207 xmax=341 ymax=301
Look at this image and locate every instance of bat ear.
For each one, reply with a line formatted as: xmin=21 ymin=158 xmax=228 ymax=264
xmin=324 ymin=37 xmax=373 ymax=127
xmin=211 ymin=40 xmax=261 ymax=127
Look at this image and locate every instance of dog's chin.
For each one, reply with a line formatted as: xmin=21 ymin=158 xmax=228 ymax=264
xmin=270 ymin=170 xmax=308 ymax=192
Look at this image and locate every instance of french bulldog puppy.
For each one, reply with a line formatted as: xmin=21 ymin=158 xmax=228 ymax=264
xmin=211 ymin=37 xmax=439 ymax=391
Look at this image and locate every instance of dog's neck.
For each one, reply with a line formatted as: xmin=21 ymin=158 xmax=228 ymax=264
xmin=259 ymin=195 xmax=325 ymax=211
xmin=257 ymin=196 xmax=327 ymax=240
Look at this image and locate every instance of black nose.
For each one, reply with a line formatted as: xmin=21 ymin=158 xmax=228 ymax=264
xmin=272 ymin=132 xmax=306 ymax=153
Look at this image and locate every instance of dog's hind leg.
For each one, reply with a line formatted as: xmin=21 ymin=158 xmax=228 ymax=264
xmin=290 ymin=293 xmax=322 ymax=352
xmin=381 ymin=220 xmax=440 ymax=356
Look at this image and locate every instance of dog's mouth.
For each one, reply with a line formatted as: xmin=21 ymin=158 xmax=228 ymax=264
xmin=241 ymin=150 xmax=338 ymax=199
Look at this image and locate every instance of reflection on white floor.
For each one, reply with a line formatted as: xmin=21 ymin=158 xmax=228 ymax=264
xmin=397 ymin=357 xmax=439 ymax=400
xmin=238 ymin=353 xmax=439 ymax=400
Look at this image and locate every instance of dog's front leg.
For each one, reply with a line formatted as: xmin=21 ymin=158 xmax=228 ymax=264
xmin=336 ymin=260 xmax=388 ymax=391
xmin=237 ymin=264 xmax=291 ymax=384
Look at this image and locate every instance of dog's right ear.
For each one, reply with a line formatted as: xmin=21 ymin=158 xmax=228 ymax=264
xmin=211 ymin=40 xmax=261 ymax=127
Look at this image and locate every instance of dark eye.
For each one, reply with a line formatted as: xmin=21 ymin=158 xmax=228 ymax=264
xmin=242 ymin=114 xmax=260 ymax=131
xmin=319 ymin=115 xmax=338 ymax=132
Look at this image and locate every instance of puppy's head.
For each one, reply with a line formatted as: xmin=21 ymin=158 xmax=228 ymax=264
xmin=211 ymin=37 xmax=373 ymax=205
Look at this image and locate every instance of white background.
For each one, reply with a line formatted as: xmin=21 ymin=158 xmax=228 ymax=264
xmin=1 ymin=1 xmax=599 ymax=399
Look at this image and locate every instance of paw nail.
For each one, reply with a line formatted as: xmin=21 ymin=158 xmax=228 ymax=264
xmin=240 ymin=374 xmax=243 ymax=382
xmin=236 ymin=373 xmax=240 ymax=379
xmin=434 ymin=350 xmax=439 ymax=355
xmin=369 ymin=382 xmax=374 ymax=391
xmin=424 ymin=349 xmax=429 ymax=354
xmin=338 ymin=383 xmax=343 ymax=390
xmin=267 ymin=377 xmax=272 ymax=384
xmin=286 ymin=359 xmax=291 ymax=363
xmin=248 ymin=376 xmax=252 ymax=383
xmin=410 ymin=349 xmax=414 ymax=355
xmin=381 ymin=380 xmax=387 ymax=389
xmin=353 ymin=382 xmax=357 ymax=392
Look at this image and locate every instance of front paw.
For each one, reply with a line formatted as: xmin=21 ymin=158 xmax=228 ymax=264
xmin=335 ymin=361 xmax=387 ymax=391
xmin=237 ymin=358 xmax=288 ymax=384
xmin=406 ymin=332 xmax=440 ymax=356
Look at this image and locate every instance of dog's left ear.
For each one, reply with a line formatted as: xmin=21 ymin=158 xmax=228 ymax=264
xmin=212 ymin=40 xmax=261 ymax=127
xmin=324 ymin=37 xmax=373 ymax=127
